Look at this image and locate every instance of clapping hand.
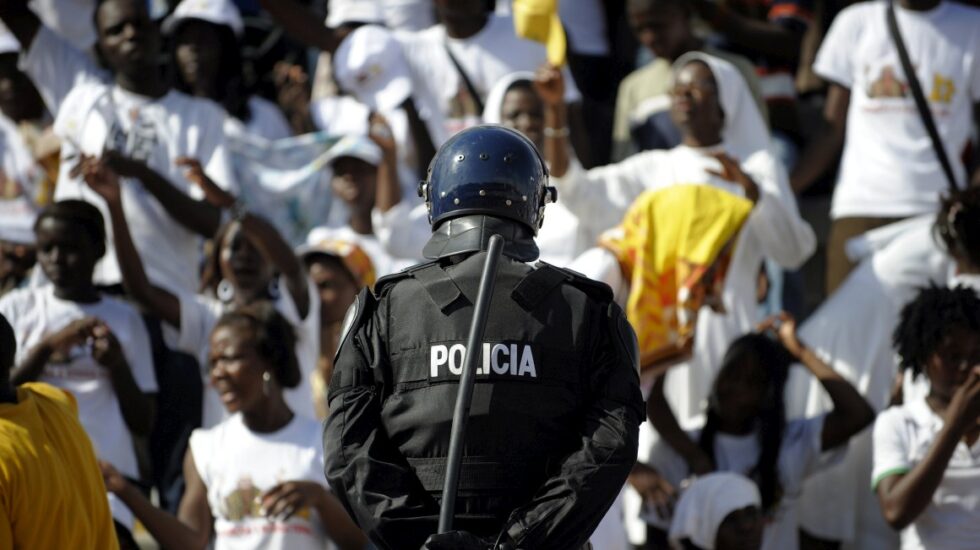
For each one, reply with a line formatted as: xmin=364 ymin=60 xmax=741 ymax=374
xmin=260 ymin=481 xmax=325 ymax=521
xmin=73 ymin=154 xmax=122 ymax=204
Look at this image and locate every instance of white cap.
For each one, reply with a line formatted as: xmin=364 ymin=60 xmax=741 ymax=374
xmin=326 ymin=0 xmax=384 ymax=28
xmin=333 ymin=25 xmax=412 ymax=113
xmin=326 ymin=134 xmax=383 ymax=167
xmin=162 ymin=0 xmax=244 ymax=37
xmin=0 ymin=22 xmax=20 ymax=55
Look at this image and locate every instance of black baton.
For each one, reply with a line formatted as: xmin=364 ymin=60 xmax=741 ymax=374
xmin=438 ymin=234 xmax=505 ymax=533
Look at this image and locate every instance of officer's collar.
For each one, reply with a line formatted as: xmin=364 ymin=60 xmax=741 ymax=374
xmin=422 ymin=215 xmax=540 ymax=262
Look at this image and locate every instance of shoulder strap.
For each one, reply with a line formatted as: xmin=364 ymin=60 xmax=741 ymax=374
xmin=885 ymin=0 xmax=960 ymax=193
xmin=443 ymin=39 xmax=486 ymax=114
xmin=409 ymin=263 xmax=464 ymax=312
xmin=512 ymin=262 xmax=615 ymax=311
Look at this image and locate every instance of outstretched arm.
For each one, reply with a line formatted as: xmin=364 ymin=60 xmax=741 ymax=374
xmin=103 ymin=451 xmax=213 ymax=550
xmin=81 ymin=156 xmax=182 ymax=328
xmin=691 ymin=0 xmax=807 ymax=64
xmin=259 ymin=0 xmax=339 ymax=53
xmin=0 ymin=0 xmax=40 ymax=50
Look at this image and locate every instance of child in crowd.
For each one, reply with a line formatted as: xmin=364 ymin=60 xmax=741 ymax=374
xmin=872 ymin=285 xmax=980 ymax=549
xmin=669 ymin=472 xmax=764 ymax=550
xmin=102 ymin=304 xmax=366 ymax=550
xmin=0 ymin=200 xmax=156 ymax=546
xmin=641 ymin=312 xmax=873 ymax=550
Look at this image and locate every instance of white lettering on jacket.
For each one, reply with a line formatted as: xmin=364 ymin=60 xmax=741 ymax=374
xmin=429 ymin=343 xmax=537 ymax=378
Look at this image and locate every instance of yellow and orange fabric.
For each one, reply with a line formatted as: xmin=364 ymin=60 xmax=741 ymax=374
xmin=600 ymin=184 xmax=752 ymax=369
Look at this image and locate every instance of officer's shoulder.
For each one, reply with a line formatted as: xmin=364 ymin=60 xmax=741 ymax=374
xmin=530 ymin=262 xmax=614 ymax=303
xmin=371 ymin=260 xmax=441 ymax=297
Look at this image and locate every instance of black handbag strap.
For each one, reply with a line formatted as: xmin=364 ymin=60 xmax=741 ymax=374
xmin=885 ymin=0 xmax=960 ymax=192
xmin=443 ymin=40 xmax=486 ymax=114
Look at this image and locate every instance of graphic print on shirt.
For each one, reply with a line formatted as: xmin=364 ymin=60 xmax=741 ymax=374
xmin=218 ymin=475 xmax=315 ymax=534
xmin=866 ymin=64 xmax=957 ymax=106
xmin=104 ymin=105 xmax=159 ymax=162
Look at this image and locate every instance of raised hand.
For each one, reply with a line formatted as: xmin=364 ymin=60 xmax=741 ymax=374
xmin=260 ymin=480 xmax=325 ymax=521
xmin=368 ymin=113 xmax=397 ymax=156
xmin=176 ymin=157 xmax=236 ymax=209
xmin=99 ymin=461 xmax=128 ymax=494
xmin=75 ymin=155 xmax=122 ymax=204
xmin=948 ymin=365 xmax=980 ymax=433
xmin=533 ymin=64 xmax=565 ymax=108
xmin=757 ymin=311 xmax=805 ymax=358
xmin=706 ymin=153 xmax=760 ymax=204
xmin=629 ymin=463 xmax=677 ymax=521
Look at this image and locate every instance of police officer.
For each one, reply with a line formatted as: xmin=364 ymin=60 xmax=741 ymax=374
xmin=323 ymin=125 xmax=644 ymax=550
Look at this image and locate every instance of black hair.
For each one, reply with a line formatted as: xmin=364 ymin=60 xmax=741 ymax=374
xmin=627 ymin=0 xmax=690 ymax=14
xmin=698 ymin=333 xmax=793 ymax=514
xmin=170 ymin=19 xmax=252 ymax=123
xmin=213 ymin=302 xmax=301 ymax=388
xmin=34 ymin=200 xmax=107 ymax=259
xmin=893 ymin=284 xmax=980 ymax=378
xmin=199 ymin=220 xmax=277 ymax=299
xmin=0 ymin=312 xmax=15 ymax=376
xmin=935 ymin=187 xmax=980 ymax=269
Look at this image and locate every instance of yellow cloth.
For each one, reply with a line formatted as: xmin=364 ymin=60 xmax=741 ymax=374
xmin=600 ymin=185 xmax=752 ymax=366
xmin=512 ymin=0 xmax=566 ymax=66
xmin=0 ymin=383 xmax=120 ymax=550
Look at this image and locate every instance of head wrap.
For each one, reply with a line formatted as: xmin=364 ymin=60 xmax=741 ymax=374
xmin=482 ymin=71 xmax=536 ymax=124
xmin=669 ymin=472 xmax=762 ymax=550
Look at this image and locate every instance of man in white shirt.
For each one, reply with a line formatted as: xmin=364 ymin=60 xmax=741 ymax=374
xmin=0 ymin=0 xmax=234 ymax=295
xmin=791 ymin=0 xmax=980 ymax=294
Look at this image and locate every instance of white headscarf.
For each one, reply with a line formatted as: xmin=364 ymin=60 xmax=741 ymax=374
xmin=668 ymin=472 xmax=762 ymax=550
xmin=482 ymin=71 xmax=536 ymax=124
xmin=672 ymin=52 xmax=771 ymax=161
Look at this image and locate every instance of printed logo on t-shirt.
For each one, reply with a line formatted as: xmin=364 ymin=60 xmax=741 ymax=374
xmin=866 ymin=65 xmax=957 ymax=105
xmin=107 ymin=112 xmax=159 ymax=162
xmin=218 ymin=475 xmax=315 ymax=537
xmin=445 ymin=85 xmax=482 ymax=136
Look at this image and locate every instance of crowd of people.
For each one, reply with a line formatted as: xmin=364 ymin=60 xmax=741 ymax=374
xmin=0 ymin=0 xmax=979 ymax=549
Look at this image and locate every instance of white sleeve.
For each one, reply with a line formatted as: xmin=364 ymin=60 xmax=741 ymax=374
xmin=552 ymin=153 xmax=656 ymax=239
xmin=198 ymin=109 xmax=237 ymax=195
xmin=121 ymin=307 xmax=157 ymax=393
xmin=176 ymin=293 xmax=222 ymax=357
xmin=871 ymin=407 xmax=912 ymax=490
xmin=18 ymin=25 xmax=106 ymax=115
xmin=371 ymin=201 xmax=430 ymax=261
xmin=743 ymin=150 xmax=816 ymax=269
xmin=812 ymin=6 xmax=860 ymax=88
xmin=568 ymin=247 xmax=624 ymax=296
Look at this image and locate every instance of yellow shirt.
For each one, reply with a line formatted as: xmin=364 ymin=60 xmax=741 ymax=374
xmin=0 ymin=383 xmax=119 ymax=550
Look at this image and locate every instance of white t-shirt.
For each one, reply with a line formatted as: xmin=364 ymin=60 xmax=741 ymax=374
xmin=814 ymin=1 xmax=980 ymax=219
xmin=175 ymin=278 xmax=320 ymax=427
xmin=0 ymin=285 xmax=156 ymax=528
xmin=21 ymin=26 xmax=236 ymax=294
xmin=398 ymin=14 xmax=581 ymax=144
xmin=29 ymin=0 xmax=97 ymax=51
xmin=644 ymin=415 xmax=838 ymax=550
xmin=189 ymin=413 xmax=329 ymax=550
xmin=872 ymin=398 xmax=980 ymax=550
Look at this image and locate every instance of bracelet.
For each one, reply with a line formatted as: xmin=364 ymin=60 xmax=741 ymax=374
xmin=543 ymin=127 xmax=570 ymax=138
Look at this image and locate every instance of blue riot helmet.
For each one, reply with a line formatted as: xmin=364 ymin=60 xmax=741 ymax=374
xmin=418 ymin=125 xmax=557 ymax=234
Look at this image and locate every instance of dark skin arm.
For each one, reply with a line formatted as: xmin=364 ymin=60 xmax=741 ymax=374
xmin=791 ymin=84 xmax=850 ymax=194
xmin=177 ymin=157 xmax=310 ymax=320
xmin=876 ymin=366 xmax=980 ymax=530
xmin=369 ymin=114 xmax=402 ymax=213
xmin=403 ymin=98 xmax=437 ymax=182
xmin=691 ymin=0 xmax=806 ymax=64
xmin=0 ymin=0 xmax=40 ymax=51
xmin=80 ymin=156 xmax=182 ymax=328
xmin=258 ymin=0 xmax=339 ymax=53
xmin=92 ymin=320 xmax=156 ymax=436
xmin=972 ymin=102 xmax=980 ymax=188
xmin=10 ymin=317 xmax=98 ymax=385
xmin=103 ymin=451 xmax=212 ymax=550
xmin=647 ymin=358 xmax=714 ymax=476
xmin=761 ymin=312 xmax=875 ymax=450
xmin=95 ymin=151 xmax=222 ymax=238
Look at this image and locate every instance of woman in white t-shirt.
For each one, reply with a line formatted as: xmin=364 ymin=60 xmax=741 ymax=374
xmin=0 ymin=200 xmax=157 ymax=540
xmin=102 ymin=304 xmax=366 ymax=550
xmin=873 ymin=284 xmax=980 ymax=550
xmin=163 ymin=0 xmax=292 ymax=142
xmin=81 ymin=155 xmax=319 ymax=426
xmin=640 ymin=314 xmax=874 ymax=550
